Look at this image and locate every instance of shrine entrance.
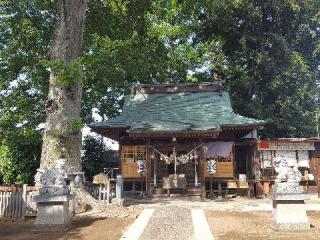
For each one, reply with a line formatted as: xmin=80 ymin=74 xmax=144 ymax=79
xmin=234 ymin=144 xmax=254 ymax=180
xmin=149 ymin=143 xmax=202 ymax=196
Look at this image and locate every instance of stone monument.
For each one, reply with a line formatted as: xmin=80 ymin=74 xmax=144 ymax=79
xmin=33 ymin=159 xmax=74 ymax=231
xmin=112 ymin=174 xmax=124 ymax=205
xmin=271 ymin=155 xmax=310 ymax=230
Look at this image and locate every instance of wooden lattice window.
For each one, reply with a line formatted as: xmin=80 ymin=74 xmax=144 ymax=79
xmin=121 ymin=146 xmax=146 ymax=163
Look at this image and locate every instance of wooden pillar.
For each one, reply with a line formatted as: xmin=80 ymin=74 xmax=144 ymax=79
xmin=199 ymin=141 xmax=206 ymax=198
xmin=251 ymin=144 xmax=257 ymax=181
xmin=146 ymin=139 xmax=152 ymax=197
xmin=119 ymin=141 xmax=122 ymax=175
xmin=316 ymin=157 xmax=320 ymax=198
xmin=232 ymin=144 xmax=236 ymax=179
xmin=153 ymin=155 xmax=157 ymax=187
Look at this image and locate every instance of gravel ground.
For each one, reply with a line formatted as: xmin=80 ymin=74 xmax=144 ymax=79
xmin=206 ymin=210 xmax=320 ymax=240
xmin=139 ymin=206 xmax=194 ymax=240
xmin=127 ymin=196 xmax=320 ymax=212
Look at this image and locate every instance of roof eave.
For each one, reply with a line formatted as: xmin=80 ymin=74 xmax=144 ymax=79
xmin=220 ymin=123 xmax=265 ymax=130
xmin=129 ymin=130 xmax=220 ymax=139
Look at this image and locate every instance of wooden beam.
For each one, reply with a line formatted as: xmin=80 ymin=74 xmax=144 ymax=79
xmin=146 ymin=139 xmax=152 ymax=197
xmin=134 ymin=83 xmax=223 ymax=94
xmin=130 ymin=130 xmax=220 ymax=139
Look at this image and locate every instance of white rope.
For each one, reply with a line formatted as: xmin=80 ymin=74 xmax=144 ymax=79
xmin=149 ymin=143 xmax=203 ymax=164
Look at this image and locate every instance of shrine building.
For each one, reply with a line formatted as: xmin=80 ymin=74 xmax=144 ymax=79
xmin=90 ymin=83 xmax=320 ymax=198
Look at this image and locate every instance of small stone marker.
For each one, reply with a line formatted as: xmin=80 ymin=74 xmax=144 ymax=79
xmin=33 ymin=159 xmax=74 ymax=231
xmin=271 ymin=156 xmax=310 ymax=230
xmin=112 ymin=174 xmax=124 ymax=205
xmin=116 ymin=174 xmax=124 ymax=200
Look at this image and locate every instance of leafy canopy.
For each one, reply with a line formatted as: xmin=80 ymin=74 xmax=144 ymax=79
xmin=0 ymin=0 xmax=319 ymax=183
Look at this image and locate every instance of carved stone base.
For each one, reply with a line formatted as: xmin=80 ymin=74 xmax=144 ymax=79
xmin=272 ymin=198 xmax=310 ymax=230
xmin=273 ymin=182 xmax=304 ymax=195
xmin=33 ymin=195 xmax=74 ymax=231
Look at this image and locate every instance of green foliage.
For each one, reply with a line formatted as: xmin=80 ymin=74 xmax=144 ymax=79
xmin=0 ymin=129 xmax=42 ymax=184
xmin=68 ymin=117 xmax=83 ymax=132
xmin=187 ymin=0 xmax=320 ymax=137
xmin=0 ymin=0 xmax=320 ymax=183
xmin=41 ymin=59 xmax=83 ymax=86
xmin=81 ymin=136 xmax=118 ymax=181
xmin=81 ymin=0 xmax=224 ymax=121
xmin=0 ymin=1 xmax=54 ymax=183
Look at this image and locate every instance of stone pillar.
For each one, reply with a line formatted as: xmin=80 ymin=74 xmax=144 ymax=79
xmin=116 ymin=174 xmax=123 ymax=200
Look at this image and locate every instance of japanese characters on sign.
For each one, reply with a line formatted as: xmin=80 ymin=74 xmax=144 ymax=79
xmin=258 ymin=141 xmax=315 ymax=151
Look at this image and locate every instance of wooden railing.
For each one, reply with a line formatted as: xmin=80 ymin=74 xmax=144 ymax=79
xmin=0 ymin=184 xmax=27 ymax=219
xmin=83 ymin=181 xmax=100 ymax=199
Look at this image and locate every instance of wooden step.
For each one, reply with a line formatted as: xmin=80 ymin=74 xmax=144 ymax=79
xmin=152 ymin=187 xmax=202 ymax=197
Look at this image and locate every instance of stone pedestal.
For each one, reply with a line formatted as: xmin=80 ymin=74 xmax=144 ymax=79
xmin=272 ymin=183 xmax=310 ymax=230
xmin=33 ymin=194 xmax=74 ymax=231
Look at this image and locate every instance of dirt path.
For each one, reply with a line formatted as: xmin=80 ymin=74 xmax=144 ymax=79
xmin=0 ymin=216 xmax=133 ymax=240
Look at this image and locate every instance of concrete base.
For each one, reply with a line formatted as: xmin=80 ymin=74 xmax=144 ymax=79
xmin=34 ymin=195 xmax=74 ymax=231
xmin=272 ymin=200 xmax=310 ymax=230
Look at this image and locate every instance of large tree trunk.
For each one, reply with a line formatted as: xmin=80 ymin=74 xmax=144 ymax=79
xmin=40 ymin=0 xmax=87 ymax=172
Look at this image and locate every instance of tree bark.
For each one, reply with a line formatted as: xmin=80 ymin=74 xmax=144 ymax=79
xmin=40 ymin=0 xmax=87 ymax=173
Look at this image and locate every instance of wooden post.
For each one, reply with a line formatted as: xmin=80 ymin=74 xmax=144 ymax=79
xmin=154 ymin=155 xmax=157 ymax=187
xmin=210 ymin=177 xmax=213 ymax=197
xmin=232 ymin=144 xmax=236 ymax=179
xmin=99 ymin=184 xmax=102 ymax=201
xmin=103 ymin=185 xmax=106 ymax=202
xmin=106 ymin=181 xmax=110 ymax=205
xmin=146 ymin=139 xmax=152 ymax=197
xmin=0 ymin=192 xmax=2 ymax=217
xmin=199 ymin=142 xmax=206 ymax=198
xmin=119 ymin=142 xmax=122 ymax=177
xmin=317 ymin=157 xmax=320 ymax=198
xmin=218 ymin=181 xmax=222 ymax=197
xmin=195 ymin=159 xmax=198 ymax=187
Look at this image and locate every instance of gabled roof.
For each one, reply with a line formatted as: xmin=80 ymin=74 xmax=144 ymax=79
xmin=91 ymin=83 xmax=265 ymax=136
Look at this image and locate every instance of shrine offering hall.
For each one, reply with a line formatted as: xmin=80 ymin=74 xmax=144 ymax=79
xmin=91 ymin=83 xmax=320 ymax=198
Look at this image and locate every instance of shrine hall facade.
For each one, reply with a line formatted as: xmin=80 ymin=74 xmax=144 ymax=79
xmin=90 ymin=83 xmax=278 ymax=197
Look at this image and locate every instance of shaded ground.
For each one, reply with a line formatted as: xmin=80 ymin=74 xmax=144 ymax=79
xmin=0 ymin=216 xmax=134 ymax=240
xmin=206 ymin=211 xmax=320 ymax=240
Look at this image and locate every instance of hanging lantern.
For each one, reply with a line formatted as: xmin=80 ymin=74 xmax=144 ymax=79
xmin=207 ymin=159 xmax=216 ymax=175
xmin=136 ymin=160 xmax=146 ymax=174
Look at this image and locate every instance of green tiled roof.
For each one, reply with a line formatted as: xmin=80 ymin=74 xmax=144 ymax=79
xmin=91 ymin=87 xmax=265 ymax=133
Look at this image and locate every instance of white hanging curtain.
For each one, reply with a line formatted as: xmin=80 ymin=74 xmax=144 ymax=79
xmin=203 ymin=142 xmax=233 ymax=158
